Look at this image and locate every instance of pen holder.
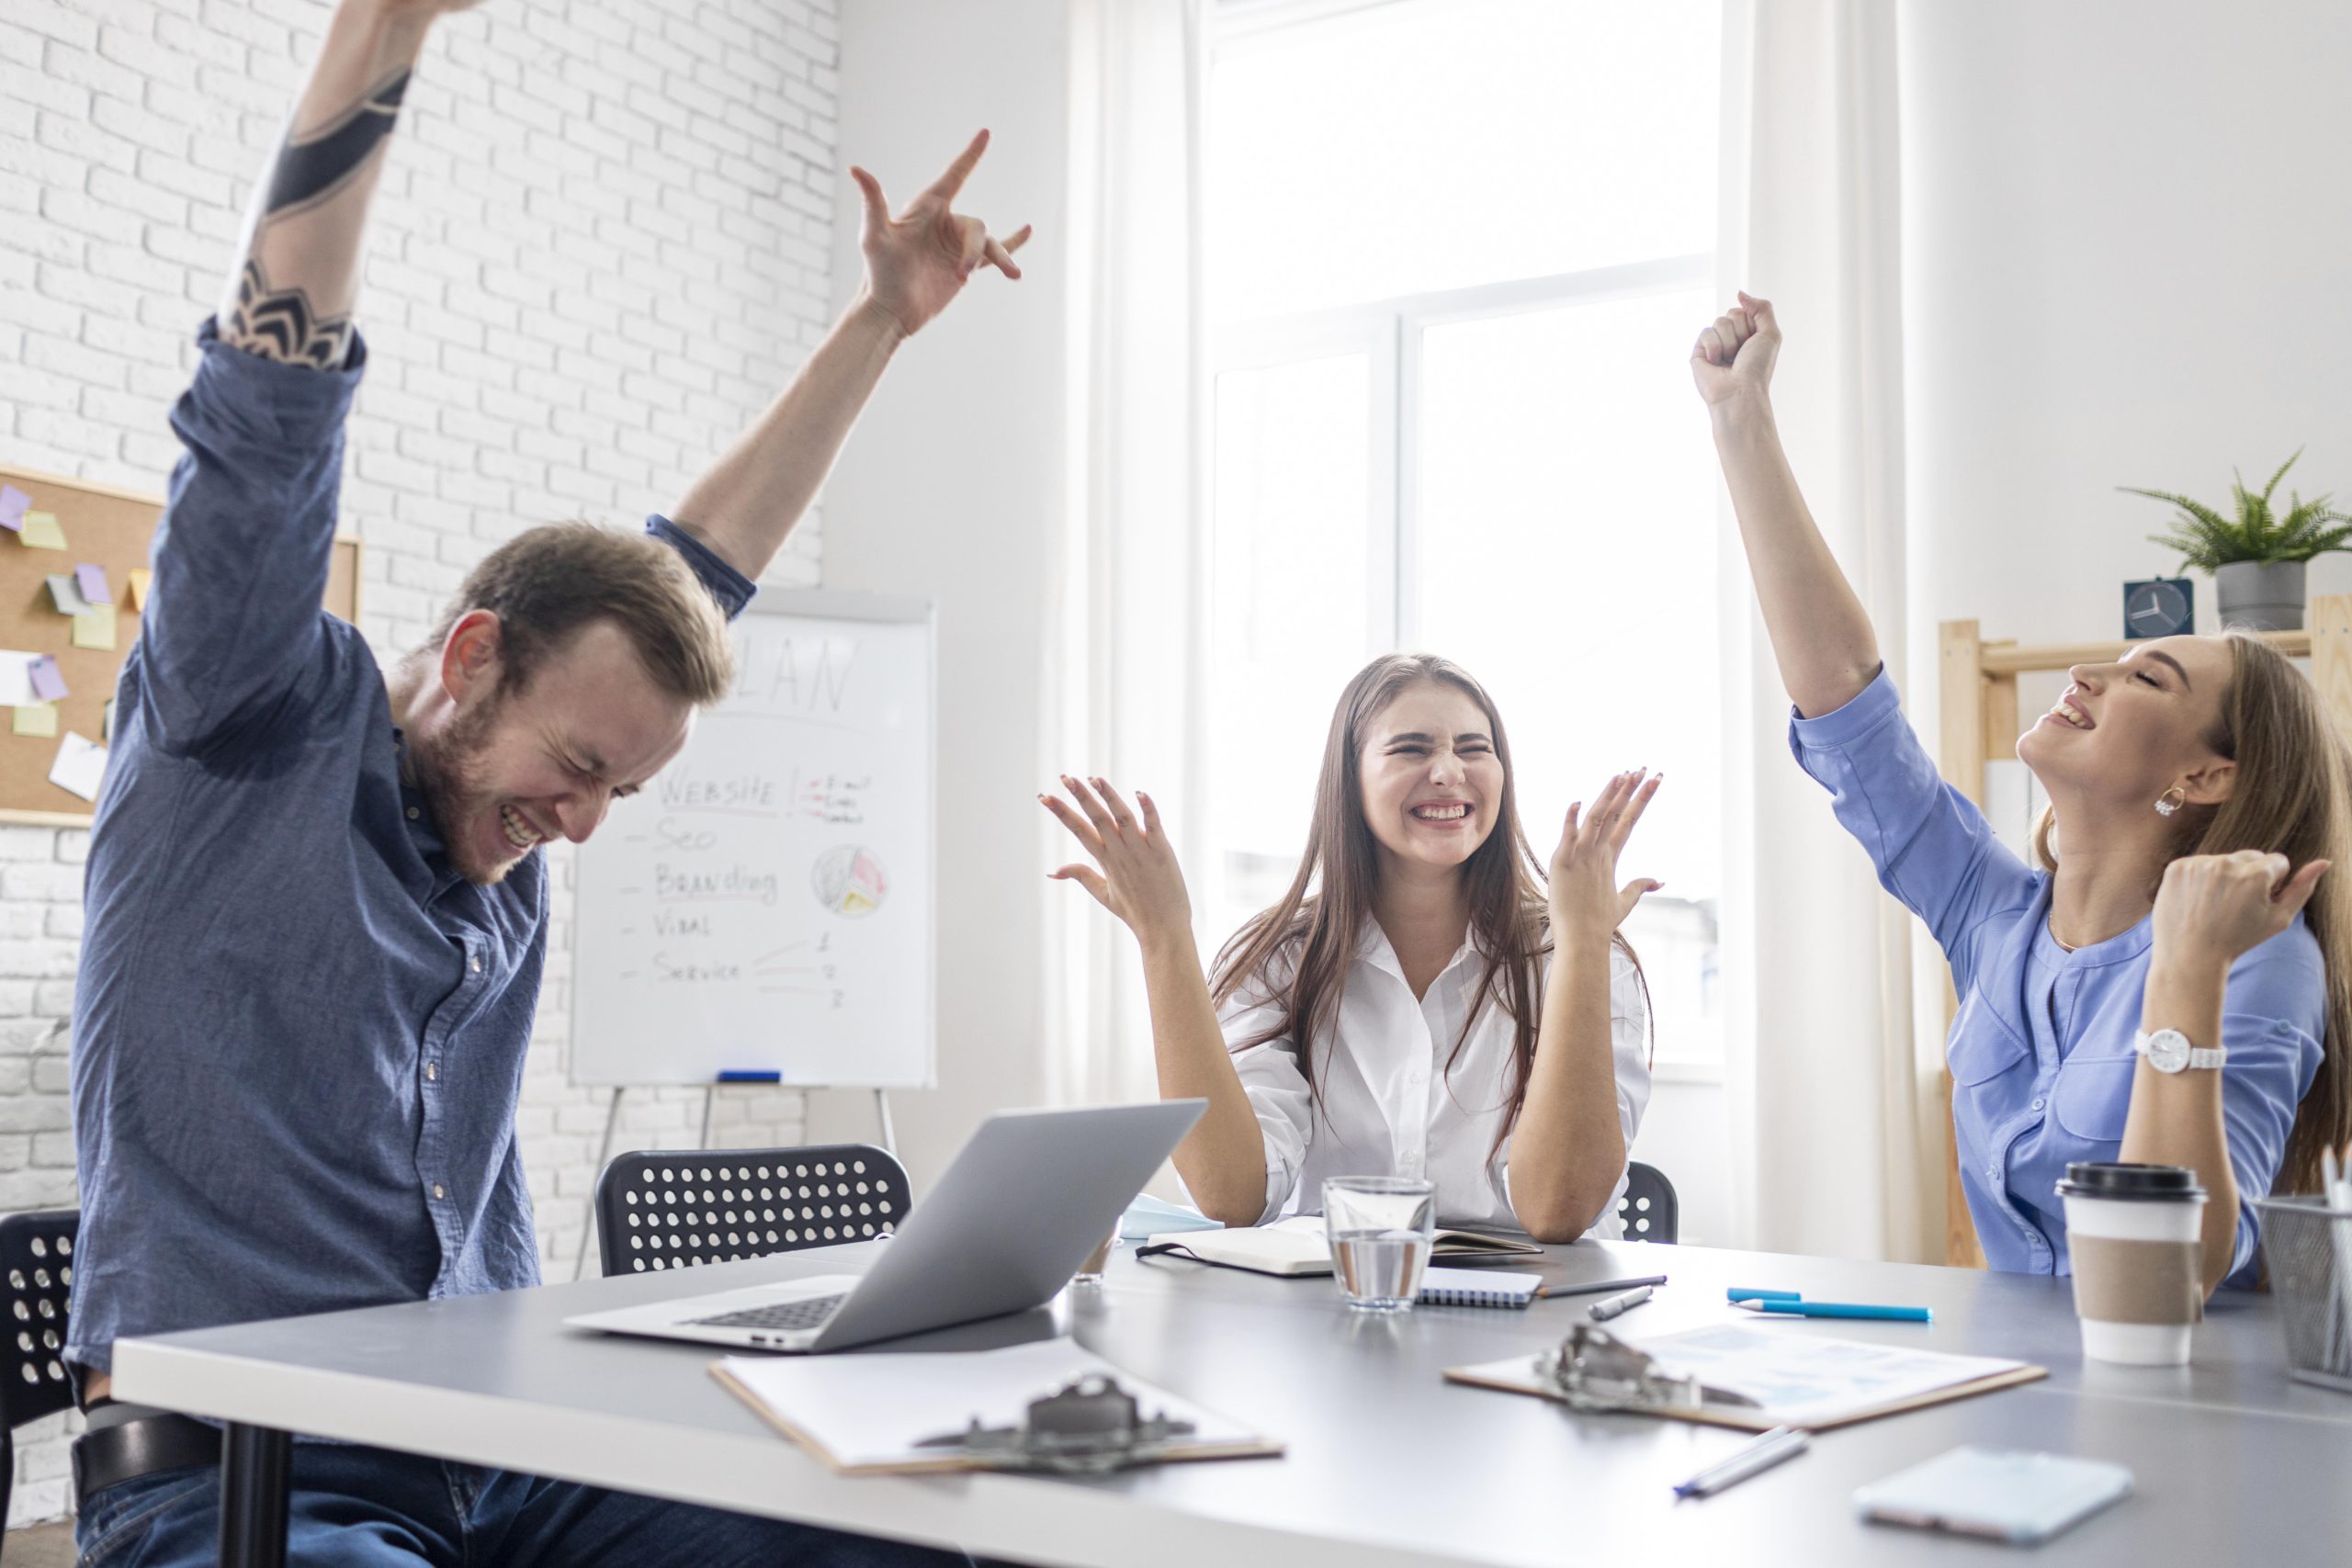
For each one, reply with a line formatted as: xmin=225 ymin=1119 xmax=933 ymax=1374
xmin=2254 ymin=1197 xmax=2352 ymax=1393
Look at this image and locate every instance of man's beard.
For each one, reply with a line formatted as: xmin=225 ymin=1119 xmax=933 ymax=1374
xmin=409 ymin=693 xmax=523 ymax=886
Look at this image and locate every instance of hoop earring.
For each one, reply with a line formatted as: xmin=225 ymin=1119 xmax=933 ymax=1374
xmin=2154 ymin=784 xmax=2187 ymax=818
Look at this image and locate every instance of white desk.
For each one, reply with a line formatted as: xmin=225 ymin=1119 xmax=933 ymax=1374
xmin=114 ymin=1238 xmax=2352 ymax=1567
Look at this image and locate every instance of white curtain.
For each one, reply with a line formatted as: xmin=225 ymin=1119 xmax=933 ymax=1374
xmin=1047 ymin=0 xmax=1209 ymax=1109
xmin=1717 ymin=0 xmax=1938 ymax=1260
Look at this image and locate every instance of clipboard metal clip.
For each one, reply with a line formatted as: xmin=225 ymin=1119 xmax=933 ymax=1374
xmin=912 ymin=1372 xmax=1199 ymax=1473
xmin=1536 ymin=1324 xmax=1760 ymax=1416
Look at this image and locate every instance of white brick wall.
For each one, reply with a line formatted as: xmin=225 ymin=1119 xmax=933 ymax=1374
xmin=0 ymin=0 xmax=840 ymax=1525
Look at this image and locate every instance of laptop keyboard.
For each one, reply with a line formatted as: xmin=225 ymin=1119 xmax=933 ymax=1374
xmin=687 ymin=1293 xmax=847 ymax=1333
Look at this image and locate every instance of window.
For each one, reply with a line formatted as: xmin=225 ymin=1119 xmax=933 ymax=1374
xmin=1201 ymin=0 xmax=1724 ymax=1066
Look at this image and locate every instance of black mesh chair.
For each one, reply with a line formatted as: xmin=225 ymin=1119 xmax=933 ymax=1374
xmin=595 ymin=1145 xmax=910 ymax=1277
xmin=0 ymin=1209 xmax=77 ymax=1539
xmin=1617 ymin=1161 xmax=1679 ymax=1244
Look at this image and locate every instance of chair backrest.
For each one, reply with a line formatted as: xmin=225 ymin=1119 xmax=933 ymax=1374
xmin=0 ymin=1209 xmax=77 ymax=1426
xmin=596 ymin=1145 xmax=910 ymax=1277
xmin=1617 ymin=1161 xmax=1679 ymax=1244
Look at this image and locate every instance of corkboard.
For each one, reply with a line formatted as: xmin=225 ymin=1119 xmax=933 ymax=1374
xmin=0 ymin=462 xmax=360 ymax=826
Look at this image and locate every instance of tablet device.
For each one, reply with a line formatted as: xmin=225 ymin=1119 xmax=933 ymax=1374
xmin=1854 ymin=1446 xmax=2132 ymax=1545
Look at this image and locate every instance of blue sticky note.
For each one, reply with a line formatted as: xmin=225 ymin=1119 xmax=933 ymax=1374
xmin=74 ymin=563 xmax=110 ymax=607
xmin=0 ymin=487 xmax=26 ymax=532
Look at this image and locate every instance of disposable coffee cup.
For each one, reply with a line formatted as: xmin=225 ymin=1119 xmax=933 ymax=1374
xmin=2058 ymin=1162 xmax=2206 ymax=1366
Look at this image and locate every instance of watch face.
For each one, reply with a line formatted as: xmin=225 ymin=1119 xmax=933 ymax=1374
xmin=2144 ymin=1030 xmax=2190 ymax=1072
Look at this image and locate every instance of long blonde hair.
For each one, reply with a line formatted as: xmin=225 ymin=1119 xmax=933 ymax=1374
xmin=2032 ymin=633 xmax=2352 ymax=1194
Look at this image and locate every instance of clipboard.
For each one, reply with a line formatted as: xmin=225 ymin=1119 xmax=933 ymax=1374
xmin=711 ymin=1339 xmax=1283 ymax=1475
xmin=1446 ymin=1322 xmax=2047 ymax=1433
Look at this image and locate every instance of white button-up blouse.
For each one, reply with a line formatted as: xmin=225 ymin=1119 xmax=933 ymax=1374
xmin=1218 ymin=923 xmax=1653 ymax=1236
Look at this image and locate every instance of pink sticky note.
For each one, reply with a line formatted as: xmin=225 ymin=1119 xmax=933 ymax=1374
xmin=0 ymin=487 xmax=26 ymax=532
xmin=74 ymin=563 xmax=110 ymax=607
xmin=27 ymin=657 xmax=65 ymax=705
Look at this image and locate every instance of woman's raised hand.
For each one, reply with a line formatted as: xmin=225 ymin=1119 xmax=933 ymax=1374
xmin=1690 ymin=291 xmax=1781 ymax=410
xmin=2153 ymin=849 xmax=2331 ymax=968
xmin=1548 ymin=769 xmax=1664 ymax=942
xmin=1041 ymin=775 xmax=1193 ymax=945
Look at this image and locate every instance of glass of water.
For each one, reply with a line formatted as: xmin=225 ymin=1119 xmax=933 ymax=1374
xmin=1072 ymin=1226 xmax=1117 ymax=1287
xmin=1322 ymin=1177 xmax=1435 ymax=1312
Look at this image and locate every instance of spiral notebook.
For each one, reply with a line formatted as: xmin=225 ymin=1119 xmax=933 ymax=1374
xmin=1419 ymin=1268 xmax=1543 ymax=1308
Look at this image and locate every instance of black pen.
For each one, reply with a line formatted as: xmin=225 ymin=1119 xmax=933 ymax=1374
xmin=1541 ymin=1272 xmax=1668 ymax=1299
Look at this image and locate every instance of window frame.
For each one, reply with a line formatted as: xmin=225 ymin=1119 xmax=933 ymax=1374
xmin=1201 ymin=0 xmax=1726 ymax=1081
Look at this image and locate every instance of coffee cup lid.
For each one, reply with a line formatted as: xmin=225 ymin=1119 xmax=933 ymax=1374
xmin=2056 ymin=1161 xmax=2206 ymax=1201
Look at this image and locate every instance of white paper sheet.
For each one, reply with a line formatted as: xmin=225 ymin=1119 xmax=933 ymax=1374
xmin=715 ymin=1337 xmax=1271 ymax=1472
xmin=49 ymin=732 xmax=107 ymax=802
xmin=0 ymin=652 xmax=41 ymax=709
xmin=1457 ymin=1323 xmax=2030 ymax=1429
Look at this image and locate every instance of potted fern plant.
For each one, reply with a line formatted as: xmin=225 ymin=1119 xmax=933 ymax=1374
xmin=2120 ymin=450 xmax=2351 ymax=632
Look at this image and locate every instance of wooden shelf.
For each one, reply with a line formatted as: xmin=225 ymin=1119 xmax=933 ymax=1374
xmin=1978 ymin=628 xmax=2312 ymax=679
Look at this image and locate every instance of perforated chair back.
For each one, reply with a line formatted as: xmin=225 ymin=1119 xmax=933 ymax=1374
xmin=595 ymin=1145 xmax=910 ymax=1277
xmin=1617 ymin=1161 xmax=1679 ymax=1244
xmin=0 ymin=1208 xmax=78 ymax=1536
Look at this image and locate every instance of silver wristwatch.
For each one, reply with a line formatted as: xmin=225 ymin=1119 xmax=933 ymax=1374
xmin=2133 ymin=1028 xmax=2225 ymax=1074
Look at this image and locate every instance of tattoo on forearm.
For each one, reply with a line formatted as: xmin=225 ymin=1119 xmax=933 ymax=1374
xmin=223 ymin=66 xmax=410 ymax=369
xmin=224 ymin=257 xmax=355 ymax=371
xmin=265 ymin=68 xmax=411 ymax=220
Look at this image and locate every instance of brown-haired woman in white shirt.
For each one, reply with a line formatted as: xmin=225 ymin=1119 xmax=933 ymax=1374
xmin=1043 ymin=652 xmax=1656 ymax=1241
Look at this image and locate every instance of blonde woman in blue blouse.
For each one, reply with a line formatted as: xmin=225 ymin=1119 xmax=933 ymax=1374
xmin=1694 ymin=293 xmax=2352 ymax=1294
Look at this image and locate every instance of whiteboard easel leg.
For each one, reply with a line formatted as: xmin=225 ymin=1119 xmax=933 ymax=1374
xmin=572 ymin=1085 xmax=625 ymax=1282
xmin=874 ymin=1089 xmax=897 ymax=1159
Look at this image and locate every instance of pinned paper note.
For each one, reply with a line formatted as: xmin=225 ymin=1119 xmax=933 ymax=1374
xmin=12 ymin=705 xmax=57 ymax=739
xmin=0 ymin=655 xmax=40 ymax=710
xmin=127 ymin=569 xmax=153 ymax=612
xmin=44 ymin=575 xmax=92 ymax=616
xmin=74 ymin=564 xmax=110 ymax=607
xmin=71 ymin=610 xmax=115 ymax=651
xmin=27 ymin=657 xmax=65 ymax=705
xmin=17 ymin=513 xmax=65 ymax=550
xmin=0 ymin=486 xmax=27 ymax=532
xmin=48 ymin=732 xmax=107 ymax=802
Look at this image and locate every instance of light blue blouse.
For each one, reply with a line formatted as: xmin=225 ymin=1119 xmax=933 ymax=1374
xmin=1791 ymin=671 xmax=2324 ymax=1286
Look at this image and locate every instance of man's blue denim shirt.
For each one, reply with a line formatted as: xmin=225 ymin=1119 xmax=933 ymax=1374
xmin=67 ymin=322 xmax=753 ymax=1375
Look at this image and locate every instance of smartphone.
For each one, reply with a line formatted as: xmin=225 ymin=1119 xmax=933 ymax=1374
xmin=1854 ymin=1447 xmax=2133 ymax=1545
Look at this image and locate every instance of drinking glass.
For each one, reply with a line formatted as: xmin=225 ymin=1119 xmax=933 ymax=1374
xmin=1072 ymin=1227 xmax=1118 ymax=1287
xmin=1322 ymin=1177 xmax=1435 ymax=1311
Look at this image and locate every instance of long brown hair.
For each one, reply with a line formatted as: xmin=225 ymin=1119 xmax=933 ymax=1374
xmin=1208 ymin=654 xmax=1649 ymax=1155
xmin=2032 ymin=633 xmax=2352 ymax=1194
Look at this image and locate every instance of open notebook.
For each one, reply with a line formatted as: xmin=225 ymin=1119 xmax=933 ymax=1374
xmin=713 ymin=1338 xmax=1281 ymax=1474
xmin=1143 ymin=1214 xmax=1540 ymax=1278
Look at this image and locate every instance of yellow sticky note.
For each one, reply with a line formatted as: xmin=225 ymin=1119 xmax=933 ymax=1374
xmin=11 ymin=705 xmax=56 ymax=739
xmin=17 ymin=513 xmax=65 ymax=551
xmin=71 ymin=609 xmax=116 ymax=650
xmin=128 ymin=569 xmax=153 ymax=612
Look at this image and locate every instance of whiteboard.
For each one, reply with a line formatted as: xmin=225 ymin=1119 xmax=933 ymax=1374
xmin=570 ymin=590 xmax=934 ymax=1088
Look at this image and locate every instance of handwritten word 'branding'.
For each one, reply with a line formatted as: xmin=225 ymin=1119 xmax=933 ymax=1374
xmin=653 ymin=863 xmax=780 ymax=905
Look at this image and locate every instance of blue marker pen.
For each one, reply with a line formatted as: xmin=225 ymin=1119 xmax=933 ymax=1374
xmin=716 ymin=1070 xmax=783 ymax=1083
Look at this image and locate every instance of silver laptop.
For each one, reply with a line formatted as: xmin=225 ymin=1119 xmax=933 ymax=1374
xmin=563 ymin=1100 xmax=1205 ymax=1353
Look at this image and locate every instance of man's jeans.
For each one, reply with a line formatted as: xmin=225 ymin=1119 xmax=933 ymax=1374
xmin=74 ymin=1438 xmax=970 ymax=1567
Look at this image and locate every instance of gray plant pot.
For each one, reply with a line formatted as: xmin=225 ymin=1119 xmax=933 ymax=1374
xmin=2213 ymin=559 xmax=2306 ymax=631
